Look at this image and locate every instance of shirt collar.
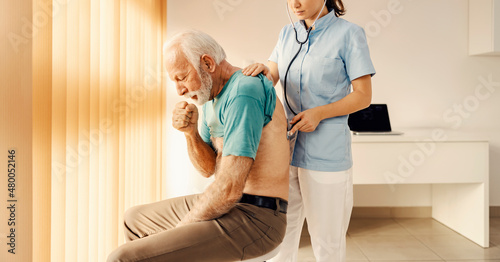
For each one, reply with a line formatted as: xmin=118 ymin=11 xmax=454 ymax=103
xmin=300 ymin=9 xmax=338 ymax=31
xmin=214 ymin=70 xmax=240 ymax=101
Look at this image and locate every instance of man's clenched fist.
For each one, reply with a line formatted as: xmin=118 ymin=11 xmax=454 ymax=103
xmin=172 ymin=101 xmax=199 ymax=135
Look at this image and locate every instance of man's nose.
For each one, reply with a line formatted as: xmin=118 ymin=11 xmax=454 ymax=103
xmin=176 ymin=84 xmax=187 ymax=96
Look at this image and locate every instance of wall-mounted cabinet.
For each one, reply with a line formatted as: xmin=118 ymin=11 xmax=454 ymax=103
xmin=469 ymin=0 xmax=500 ymax=56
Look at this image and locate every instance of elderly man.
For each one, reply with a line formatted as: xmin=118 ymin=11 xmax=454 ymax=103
xmin=107 ymin=30 xmax=289 ymax=262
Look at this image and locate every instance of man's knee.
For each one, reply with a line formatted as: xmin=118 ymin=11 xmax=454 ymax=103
xmin=122 ymin=205 xmax=146 ymax=241
xmin=107 ymin=245 xmax=130 ymax=262
xmin=123 ymin=205 xmax=143 ymax=229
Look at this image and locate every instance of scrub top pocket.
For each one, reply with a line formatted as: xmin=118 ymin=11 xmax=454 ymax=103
xmin=308 ymin=57 xmax=344 ymax=95
xmin=305 ymin=123 xmax=348 ymax=162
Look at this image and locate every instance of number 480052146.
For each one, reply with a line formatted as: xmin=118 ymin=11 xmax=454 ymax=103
xmin=8 ymin=149 xmax=16 ymax=198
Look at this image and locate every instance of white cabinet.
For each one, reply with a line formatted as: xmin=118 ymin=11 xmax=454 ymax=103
xmin=469 ymin=0 xmax=500 ymax=56
xmin=352 ymin=129 xmax=490 ymax=247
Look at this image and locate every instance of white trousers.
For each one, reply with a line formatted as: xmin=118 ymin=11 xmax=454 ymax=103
xmin=271 ymin=166 xmax=353 ymax=262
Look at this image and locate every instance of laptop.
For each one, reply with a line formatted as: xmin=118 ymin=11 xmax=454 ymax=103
xmin=348 ymin=104 xmax=403 ymax=135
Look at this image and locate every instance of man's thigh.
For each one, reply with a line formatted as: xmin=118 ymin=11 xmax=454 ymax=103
xmin=111 ymin=195 xmax=286 ymax=261
xmin=109 ymin=204 xmax=265 ymax=262
xmin=108 ymin=218 xmax=243 ymax=262
xmin=109 ymin=203 xmax=285 ymax=261
xmin=123 ymin=194 xmax=200 ymax=240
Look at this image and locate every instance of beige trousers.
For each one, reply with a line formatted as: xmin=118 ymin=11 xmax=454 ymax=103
xmin=107 ymin=194 xmax=287 ymax=262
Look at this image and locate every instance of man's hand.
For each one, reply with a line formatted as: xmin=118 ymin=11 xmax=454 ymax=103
xmin=176 ymin=156 xmax=253 ymax=227
xmin=176 ymin=213 xmax=197 ymax=228
xmin=173 ymin=101 xmax=199 ymax=135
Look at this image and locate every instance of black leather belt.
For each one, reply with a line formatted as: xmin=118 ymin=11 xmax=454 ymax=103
xmin=239 ymin=194 xmax=288 ymax=214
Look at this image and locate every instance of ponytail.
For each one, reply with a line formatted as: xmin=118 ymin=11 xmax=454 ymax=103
xmin=326 ymin=0 xmax=346 ymax=17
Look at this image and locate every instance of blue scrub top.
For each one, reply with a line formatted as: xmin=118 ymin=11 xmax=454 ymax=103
xmin=269 ymin=10 xmax=376 ymax=172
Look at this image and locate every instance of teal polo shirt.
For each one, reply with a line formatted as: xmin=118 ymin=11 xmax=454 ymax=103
xmin=200 ymin=70 xmax=276 ymax=160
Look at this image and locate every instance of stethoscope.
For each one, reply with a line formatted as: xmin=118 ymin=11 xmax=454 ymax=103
xmin=284 ymin=0 xmax=327 ymax=138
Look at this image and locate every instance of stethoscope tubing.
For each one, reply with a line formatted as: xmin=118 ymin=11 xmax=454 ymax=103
xmin=283 ymin=1 xmax=327 ymax=119
xmin=283 ymin=29 xmax=309 ymax=117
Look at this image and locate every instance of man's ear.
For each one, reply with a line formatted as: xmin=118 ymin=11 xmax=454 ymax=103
xmin=200 ymin=54 xmax=216 ymax=73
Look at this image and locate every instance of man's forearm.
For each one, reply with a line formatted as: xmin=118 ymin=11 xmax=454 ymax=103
xmin=185 ymin=132 xmax=217 ymax=177
xmin=179 ymin=156 xmax=253 ymax=225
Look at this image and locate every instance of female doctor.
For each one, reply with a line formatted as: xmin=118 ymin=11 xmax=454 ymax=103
xmin=242 ymin=0 xmax=375 ymax=261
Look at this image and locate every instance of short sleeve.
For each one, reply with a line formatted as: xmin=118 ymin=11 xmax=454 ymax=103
xmin=268 ymin=27 xmax=285 ymax=63
xmin=221 ymin=96 xmax=265 ymax=160
xmin=199 ymin=106 xmax=213 ymax=147
xmin=344 ymin=26 xmax=376 ymax=81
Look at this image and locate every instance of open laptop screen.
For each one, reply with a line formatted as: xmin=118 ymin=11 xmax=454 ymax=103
xmin=348 ymin=104 xmax=392 ymax=132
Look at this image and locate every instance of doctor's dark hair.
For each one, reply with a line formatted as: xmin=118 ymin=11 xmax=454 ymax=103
xmin=326 ymin=0 xmax=345 ymax=17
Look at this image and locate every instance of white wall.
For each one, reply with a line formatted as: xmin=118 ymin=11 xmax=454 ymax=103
xmin=165 ymin=0 xmax=500 ymax=206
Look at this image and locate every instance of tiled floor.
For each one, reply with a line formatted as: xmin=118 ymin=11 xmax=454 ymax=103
xmin=297 ymin=217 xmax=500 ymax=262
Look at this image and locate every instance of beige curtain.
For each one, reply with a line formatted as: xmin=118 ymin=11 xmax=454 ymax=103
xmin=33 ymin=0 xmax=166 ymax=261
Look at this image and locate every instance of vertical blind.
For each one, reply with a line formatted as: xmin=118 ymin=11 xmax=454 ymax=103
xmin=43 ymin=0 xmax=166 ymax=261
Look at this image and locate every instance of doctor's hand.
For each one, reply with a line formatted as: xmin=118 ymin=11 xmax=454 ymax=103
xmin=242 ymin=63 xmax=273 ymax=83
xmin=289 ymin=107 xmax=323 ymax=135
xmin=172 ymin=101 xmax=199 ymax=135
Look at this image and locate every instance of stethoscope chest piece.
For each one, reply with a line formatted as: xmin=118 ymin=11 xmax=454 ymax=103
xmin=284 ymin=0 xmax=327 ymax=141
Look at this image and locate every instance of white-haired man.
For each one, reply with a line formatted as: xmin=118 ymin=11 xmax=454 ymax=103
xmin=107 ymin=30 xmax=290 ymax=261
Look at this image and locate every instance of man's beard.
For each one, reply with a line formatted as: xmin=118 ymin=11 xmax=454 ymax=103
xmin=184 ymin=68 xmax=212 ymax=105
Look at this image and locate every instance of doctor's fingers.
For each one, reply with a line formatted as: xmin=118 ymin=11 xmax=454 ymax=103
xmin=293 ymin=118 xmax=316 ymax=133
xmin=250 ymin=64 xmax=269 ymax=76
xmin=294 ymin=124 xmax=314 ymax=134
xmin=290 ymin=112 xmax=304 ymax=124
xmin=290 ymin=119 xmax=305 ymax=134
xmin=242 ymin=63 xmax=259 ymax=75
xmin=242 ymin=63 xmax=268 ymax=76
xmin=298 ymin=123 xmax=314 ymax=132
